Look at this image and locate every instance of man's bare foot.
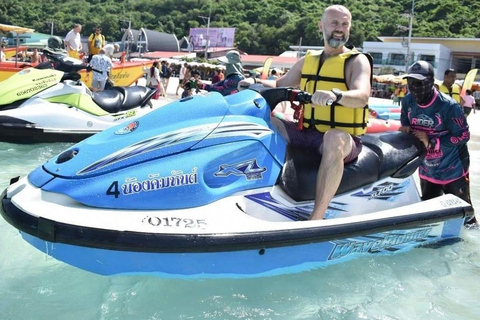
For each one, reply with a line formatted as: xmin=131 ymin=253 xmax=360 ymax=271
xmin=309 ymin=212 xmax=325 ymax=220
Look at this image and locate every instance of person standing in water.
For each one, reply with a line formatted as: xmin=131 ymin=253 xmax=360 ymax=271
xmin=400 ymin=61 xmax=475 ymax=226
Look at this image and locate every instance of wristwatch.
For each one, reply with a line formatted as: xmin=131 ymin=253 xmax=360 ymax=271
xmin=331 ymin=88 xmax=343 ymax=103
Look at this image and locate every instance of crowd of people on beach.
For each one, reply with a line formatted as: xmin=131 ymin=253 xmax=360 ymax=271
xmin=144 ymin=60 xmax=226 ymax=99
xmin=143 ymin=52 xmax=286 ymax=99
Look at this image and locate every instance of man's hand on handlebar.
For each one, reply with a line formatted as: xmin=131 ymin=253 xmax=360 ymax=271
xmin=311 ymin=90 xmax=336 ymax=107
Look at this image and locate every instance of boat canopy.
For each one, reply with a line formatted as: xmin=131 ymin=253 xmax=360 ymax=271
xmin=0 ymin=24 xmax=35 ymax=67
xmin=0 ymin=24 xmax=35 ymax=34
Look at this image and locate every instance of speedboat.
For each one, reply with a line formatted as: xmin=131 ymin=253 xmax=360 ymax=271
xmin=0 ymin=87 xmax=474 ymax=278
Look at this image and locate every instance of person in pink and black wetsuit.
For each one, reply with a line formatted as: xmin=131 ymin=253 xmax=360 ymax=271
xmin=399 ymin=61 xmax=476 ymax=226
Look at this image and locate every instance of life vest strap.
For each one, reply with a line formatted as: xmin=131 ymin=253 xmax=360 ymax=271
xmin=301 ymin=75 xmax=346 ymax=83
xmin=311 ymin=119 xmax=367 ymax=128
xmin=311 ymin=105 xmax=368 ymax=129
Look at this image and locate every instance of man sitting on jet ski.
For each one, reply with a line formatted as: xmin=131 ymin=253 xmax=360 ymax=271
xmin=239 ymin=5 xmax=372 ymax=220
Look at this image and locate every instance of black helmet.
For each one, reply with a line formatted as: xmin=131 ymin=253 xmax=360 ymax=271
xmin=48 ymin=36 xmax=64 ymax=50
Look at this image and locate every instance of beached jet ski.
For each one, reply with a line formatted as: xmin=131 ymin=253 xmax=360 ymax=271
xmin=0 ymin=50 xmax=156 ymax=143
xmin=0 ymin=87 xmax=474 ymax=278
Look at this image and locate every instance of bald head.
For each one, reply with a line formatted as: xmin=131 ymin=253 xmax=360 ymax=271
xmin=322 ymin=5 xmax=352 ymax=21
xmin=320 ymin=5 xmax=352 ymax=49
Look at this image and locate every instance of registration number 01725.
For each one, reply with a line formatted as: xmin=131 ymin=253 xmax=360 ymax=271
xmin=142 ymin=216 xmax=207 ymax=229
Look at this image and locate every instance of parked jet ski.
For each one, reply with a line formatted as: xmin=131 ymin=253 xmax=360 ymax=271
xmin=0 ymin=87 xmax=474 ymax=278
xmin=0 ymin=50 xmax=157 ymax=143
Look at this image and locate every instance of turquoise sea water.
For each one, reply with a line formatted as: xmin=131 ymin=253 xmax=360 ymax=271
xmin=1 ymin=125 xmax=479 ymax=319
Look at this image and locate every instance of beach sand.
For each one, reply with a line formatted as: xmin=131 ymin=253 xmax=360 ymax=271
xmin=136 ymin=76 xmax=182 ymax=108
xmin=467 ymin=108 xmax=480 ymax=137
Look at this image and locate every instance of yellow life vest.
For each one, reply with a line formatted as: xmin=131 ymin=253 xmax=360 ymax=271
xmin=438 ymin=83 xmax=461 ymax=103
xmin=88 ymin=33 xmax=105 ymax=56
xmin=300 ymin=49 xmax=372 ymax=135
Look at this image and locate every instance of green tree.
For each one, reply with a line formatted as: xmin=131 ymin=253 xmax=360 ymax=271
xmin=1 ymin=0 xmax=479 ymax=54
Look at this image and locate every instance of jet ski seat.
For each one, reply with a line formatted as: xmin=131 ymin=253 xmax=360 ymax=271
xmin=278 ymin=132 xmax=426 ymax=202
xmin=118 ymin=86 xmax=156 ymax=110
xmin=93 ymin=86 xmax=156 ymax=113
xmin=92 ymin=89 xmax=124 ymax=113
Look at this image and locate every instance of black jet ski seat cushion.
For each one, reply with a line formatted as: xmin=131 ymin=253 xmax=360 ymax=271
xmin=278 ymin=132 xmax=426 ymax=202
xmin=93 ymin=86 xmax=156 ymax=113
xmin=92 ymin=89 xmax=124 ymax=113
xmin=119 ymin=86 xmax=156 ymax=110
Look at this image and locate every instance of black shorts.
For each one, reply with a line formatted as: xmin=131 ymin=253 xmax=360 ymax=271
xmin=281 ymin=120 xmax=362 ymax=164
xmin=421 ymin=175 xmax=471 ymax=204
xmin=421 ymin=175 xmax=476 ymax=225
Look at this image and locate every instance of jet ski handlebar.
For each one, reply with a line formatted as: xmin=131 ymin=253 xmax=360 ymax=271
xmin=41 ymin=49 xmax=102 ymax=74
xmin=255 ymin=87 xmax=312 ymax=111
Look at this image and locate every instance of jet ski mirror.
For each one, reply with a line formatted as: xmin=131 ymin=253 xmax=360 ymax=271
xmin=56 ymin=149 xmax=79 ymax=164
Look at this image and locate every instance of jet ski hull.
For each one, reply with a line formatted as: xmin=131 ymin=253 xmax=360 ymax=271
xmin=1 ymin=179 xmax=472 ymax=278
xmin=0 ymin=121 xmax=96 ymax=143
xmin=0 ymin=88 xmax=474 ymax=278
xmin=0 ymin=97 xmax=156 ymax=143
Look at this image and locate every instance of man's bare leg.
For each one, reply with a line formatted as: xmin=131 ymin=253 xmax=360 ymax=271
xmin=310 ymin=129 xmax=353 ymax=220
xmin=271 ymin=117 xmax=291 ymax=143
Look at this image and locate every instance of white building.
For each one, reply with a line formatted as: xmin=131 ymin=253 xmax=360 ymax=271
xmin=363 ymin=37 xmax=480 ymax=80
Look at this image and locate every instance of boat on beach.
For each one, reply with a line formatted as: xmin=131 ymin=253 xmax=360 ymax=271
xmin=0 ymin=23 xmax=152 ymax=87
xmin=0 ymin=57 xmax=151 ymax=87
xmin=2 ymin=46 xmax=27 ymax=60
xmin=0 ymin=87 xmax=474 ymax=278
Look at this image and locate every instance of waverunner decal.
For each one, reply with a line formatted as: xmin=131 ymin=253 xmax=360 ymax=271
xmin=77 ymin=122 xmax=272 ymax=175
xmin=121 ymin=168 xmax=198 ymax=196
xmin=214 ymin=159 xmax=266 ymax=181
xmin=245 ymin=192 xmax=348 ymax=221
xmin=328 ymin=226 xmax=437 ymax=260
xmin=245 ymin=192 xmax=311 ymax=220
xmin=351 ymin=181 xmax=408 ymax=201
xmin=113 ymin=109 xmax=137 ymax=122
xmin=210 ymin=122 xmax=273 ymax=138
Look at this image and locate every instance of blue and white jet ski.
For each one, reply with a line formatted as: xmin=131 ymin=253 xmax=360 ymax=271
xmin=0 ymin=87 xmax=474 ymax=278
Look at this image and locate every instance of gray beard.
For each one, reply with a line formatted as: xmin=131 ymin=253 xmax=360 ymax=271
xmin=327 ymin=36 xmax=347 ymax=49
